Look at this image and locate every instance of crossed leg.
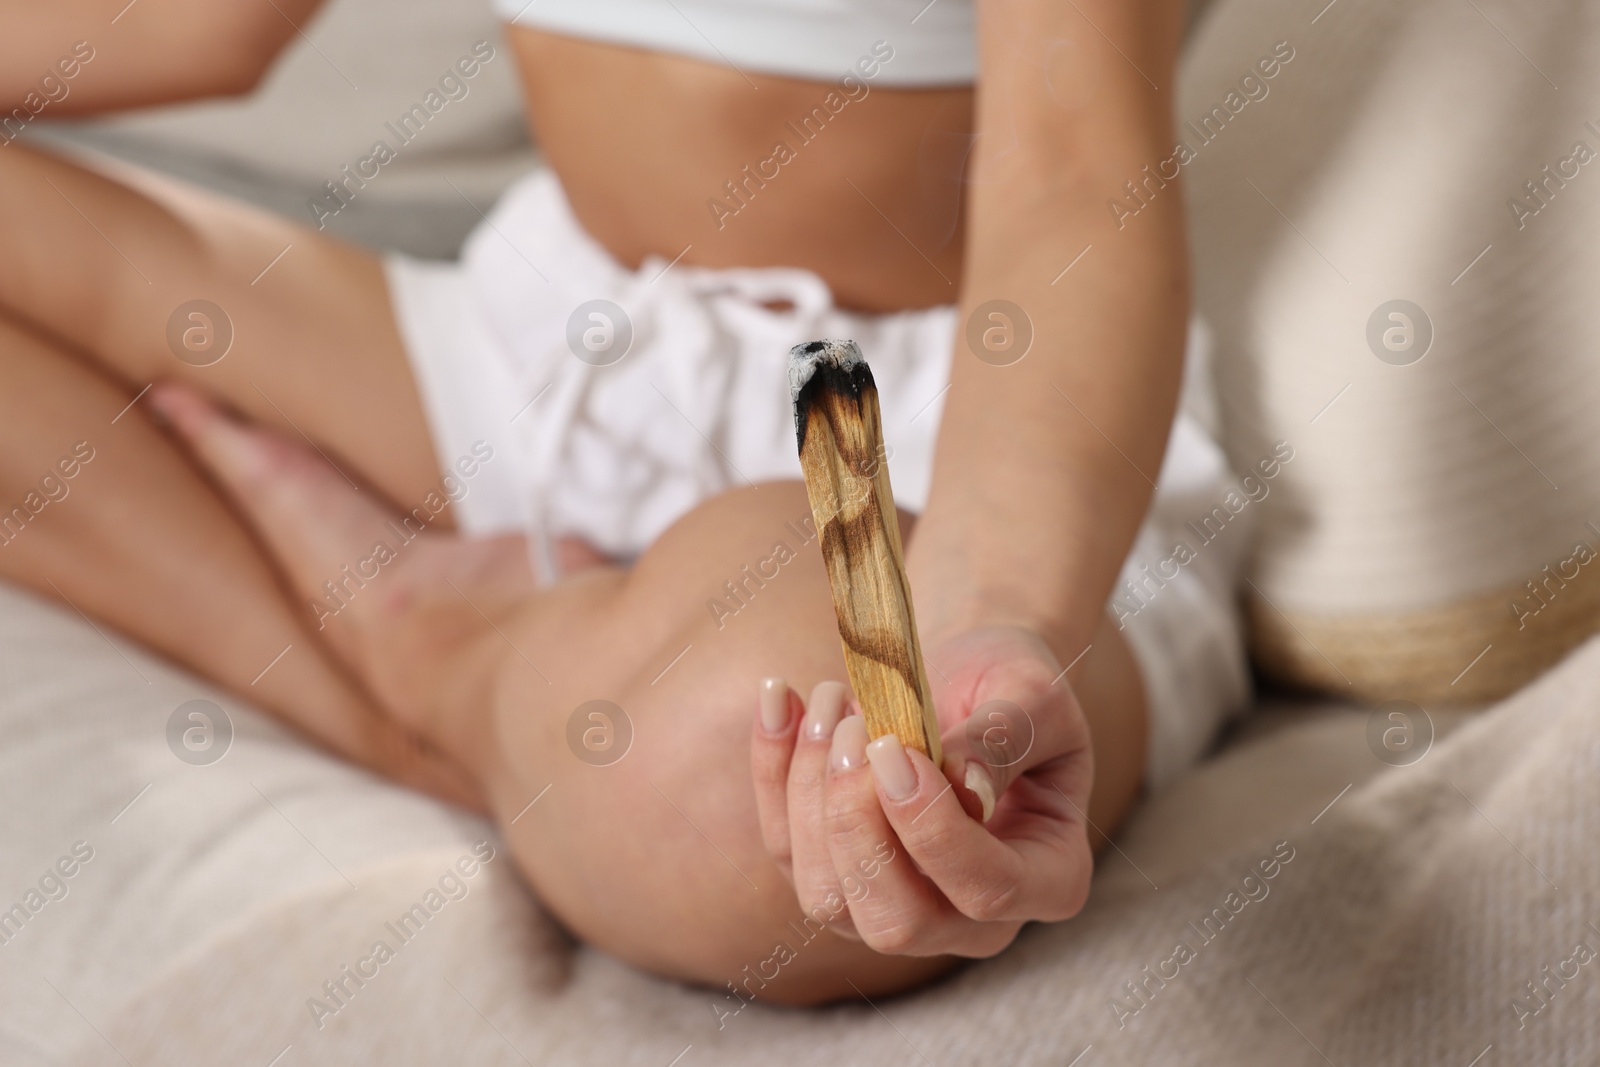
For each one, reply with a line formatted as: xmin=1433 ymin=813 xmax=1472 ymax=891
xmin=0 ymin=142 xmax=1150 ymax=1002
xmin=0 ymin=140 xmax=441 ymax=512
xmin=0 ymin=309 xmax=482 ymax=803
xmin=0 ymin=140 xmax=481 ymax=799
xmin=152 ymin=383 xmax=1150 ymax=1003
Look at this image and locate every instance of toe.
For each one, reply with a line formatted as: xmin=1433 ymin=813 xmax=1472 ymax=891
xmin=152 ymin=383 xmax=400 ymax=614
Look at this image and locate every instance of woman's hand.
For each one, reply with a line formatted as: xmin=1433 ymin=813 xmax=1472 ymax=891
xmin=750 ymin=626 xmax=1094 ymax=957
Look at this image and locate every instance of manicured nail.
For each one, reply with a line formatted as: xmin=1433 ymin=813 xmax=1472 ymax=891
xmin=173 ymin=405 xmax=266 ymax=478
xmin=965 ymin=762 xmax=997 ymax=823
xmin=804 ymin=680 xmax=848 ymax=741
xmin=758 ymin=678 xmax=791 ymax=735
xmin=147 ymin=385 xmax=198 ymax=433
xmin=866 ymin=734 xmax=917 ymax=800
xmin=829 ymin=715 xmax=869 ymax=773
xmin=144 ymin=388 xmax=172 ymax=423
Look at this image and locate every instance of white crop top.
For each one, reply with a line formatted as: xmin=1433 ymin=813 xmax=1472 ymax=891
xmin=493 ymin=0 xmax=976 ymax=85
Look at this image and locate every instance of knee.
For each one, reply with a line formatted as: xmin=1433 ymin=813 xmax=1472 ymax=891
xmin=517 ymin=648 xmax=954 ymax=1005
xmin=497 ymin=481 xmax=958 ymax=1001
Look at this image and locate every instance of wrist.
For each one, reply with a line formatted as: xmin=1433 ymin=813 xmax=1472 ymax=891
xmin=906 ymin=452 xmax=1156 ymax=667
xmin=907 ymin=547 xmax=1086 ymax=664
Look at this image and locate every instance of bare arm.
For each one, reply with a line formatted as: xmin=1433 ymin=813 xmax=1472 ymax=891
xmin=1 ymin=0 xmax=325 ymax=115
xmin=745 ymin=0 xmax=1190 ymax=960
xmin=909 ymin=0 xmax=1190 ymax=658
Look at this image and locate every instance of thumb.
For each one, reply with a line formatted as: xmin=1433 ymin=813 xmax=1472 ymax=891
xmin=938 ymin=694 xmax=1047 ymax=824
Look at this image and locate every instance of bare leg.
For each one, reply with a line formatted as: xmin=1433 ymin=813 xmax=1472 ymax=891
xmin=157 ymin=385 xmax=1151 ymax=1004
xmin=0 ymin=141 xmax=440 ymax=513
xmin=0 ymin=312 xmax=477 ymax=805
xmin=0 ymin=139 xmax=1150 ymax=1001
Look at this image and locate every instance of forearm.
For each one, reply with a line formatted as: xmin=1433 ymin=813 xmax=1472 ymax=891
xmin=0 ymin=0 xmax=319 ymax=116
xmin=909 ymin=0 xmax=1189 ymax=657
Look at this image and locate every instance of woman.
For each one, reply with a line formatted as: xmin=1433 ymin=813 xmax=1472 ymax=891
xmin=0 ymin=0 xmax=1238 ymax=1003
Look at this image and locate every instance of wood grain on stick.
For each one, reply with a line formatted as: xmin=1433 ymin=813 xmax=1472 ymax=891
xmin=789 ymin=339 xmax=940 ymax=764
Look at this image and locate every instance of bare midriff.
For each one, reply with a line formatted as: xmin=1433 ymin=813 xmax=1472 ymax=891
xmin=507 ymin=27 xmax=974 ymax=313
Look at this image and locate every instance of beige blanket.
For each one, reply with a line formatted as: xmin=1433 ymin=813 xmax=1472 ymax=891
xmin=0 ymin=578 xmax=1594 ymax=1065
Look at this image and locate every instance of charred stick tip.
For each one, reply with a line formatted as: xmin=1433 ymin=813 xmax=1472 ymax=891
xmin=789 ymin=338 xmax=875 ymax=452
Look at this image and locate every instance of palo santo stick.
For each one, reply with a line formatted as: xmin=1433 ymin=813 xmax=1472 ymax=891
xmin=789 ymin=339 xmax=941 ymax=765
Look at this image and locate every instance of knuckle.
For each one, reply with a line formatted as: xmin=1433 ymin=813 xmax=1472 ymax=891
xmin=1050 ymin=867 xmax=1092 ymax=922
xmin=955 ymin=875 xmax=1022 ymax=923
xmin=797 ymin=889 xmax=851 ymax=931
xmin=751 ymin=746 xmax=788 ymax=791
xmin=823 ymin=784 xmax=878 ymax=841
xmin=900 ymin=807 xmax=966 ymax=862
xmin=786 ymin=747 xmax=828 ymax=797
xmin=863 ymin=917 xmax=924 ymax=955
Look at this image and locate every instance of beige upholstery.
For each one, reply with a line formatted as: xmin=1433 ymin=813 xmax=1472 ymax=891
xmin=2 ymin=577 xmax=1595 ymax=1065
xmin=7 ymin=0 xmax=1599 ymax=1061
xmin=1183 ymin=0 xmax=1600 ymax=705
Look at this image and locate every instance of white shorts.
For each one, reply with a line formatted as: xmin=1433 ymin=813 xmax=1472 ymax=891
xmin=385 ymin=168 xmax=1250 ymax=789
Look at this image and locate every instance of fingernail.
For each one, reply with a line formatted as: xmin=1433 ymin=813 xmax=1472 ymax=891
xmin=965 ymin=762 xmax=997 ymax=823
xmin=211 ymin=423 xmax=271 ymax=479
xmin=758 ymin=678 xmax=791 ymax=735
xmin=829 ymin=715 xmax=869 ymax=773
xmin=804 ymin=680 xmax=848 ymax=741
xmin=146 ymin=385 xmax=194 ymax=433
xmin=866 ymin=734 xmax=917 ymax=800
xmin=149 ymin=382 xmax=200 ymax=420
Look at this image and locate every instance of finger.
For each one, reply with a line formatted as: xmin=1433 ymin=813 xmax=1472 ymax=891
xmin=750 ymin=677 xmax=803 ymax=877
xmin=943 ymin=684 xmax=1093 ymax=826
xmin=824 ymin=717 xmax=1018 ymax=957
xmin=787 ymin=681 xmax=855 ymax=932
xmin=868 ymin=734 xmax=1093 ymax=925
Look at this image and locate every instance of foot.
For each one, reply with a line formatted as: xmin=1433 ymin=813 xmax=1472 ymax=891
xmin=149 ymin=381 xmax=533 ymax=776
